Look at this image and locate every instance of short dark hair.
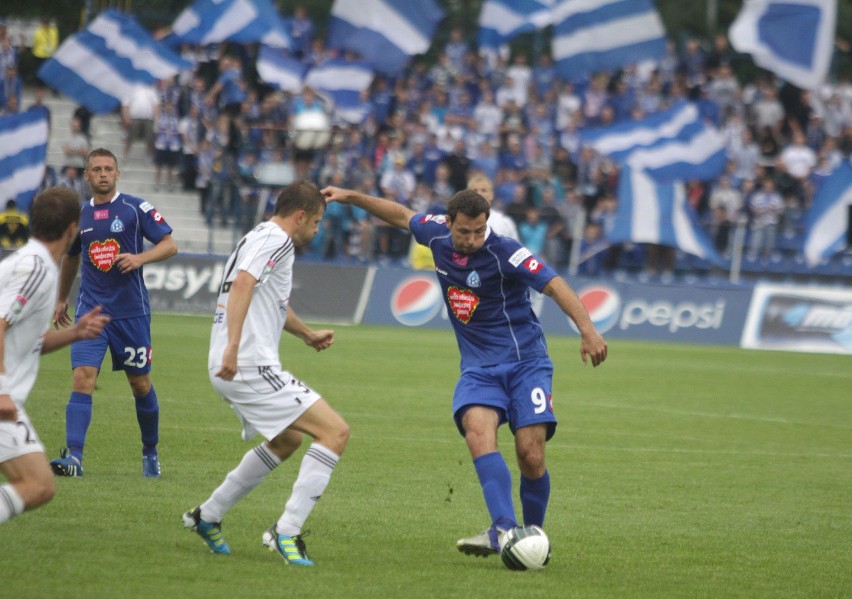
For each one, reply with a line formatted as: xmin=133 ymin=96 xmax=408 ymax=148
xmin=85 ymin=147 xmax=119 ymax=171
xmin=447 ymin=189 xmax=490 ymax=221
xmin=274 ymin=180 xmax=325 ymax=218
xmin=30 ymin=187 xmax=80 ymax=241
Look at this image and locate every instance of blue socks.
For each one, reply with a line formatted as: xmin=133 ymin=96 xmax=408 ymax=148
xmin=473 ymin=452 xmax=517 ymax=534
xmin=520 ymin=471 xmax=550 ymax=527
xmin=66 ymin=392 xmax=92 ymax=462
xmin=135 ymin=386 xmax=159 ymax=457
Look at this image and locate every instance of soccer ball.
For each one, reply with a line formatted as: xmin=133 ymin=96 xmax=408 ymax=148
xmin=499 ymin=525 xmax=551 ymax=571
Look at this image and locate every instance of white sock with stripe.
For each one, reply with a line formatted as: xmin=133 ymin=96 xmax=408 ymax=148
xmin=0 ymin=484 xmax=25 ymax=524
xmin=276 ymin=443 xmax=339 ymax=536
xmin=201 ymin=443 xmax=281 ymax=523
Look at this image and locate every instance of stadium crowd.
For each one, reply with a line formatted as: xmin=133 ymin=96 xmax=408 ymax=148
xmin=2 ymin=9 xmax=852 ymax=278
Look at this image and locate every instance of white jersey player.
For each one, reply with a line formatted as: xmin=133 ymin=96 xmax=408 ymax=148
xmin=185 ymin=180 xmax=350 ymax=567
xmin=0 ymin=187 xmax=109 ymax=525
xmin=467 ymin=173 xmax=520 ymax=241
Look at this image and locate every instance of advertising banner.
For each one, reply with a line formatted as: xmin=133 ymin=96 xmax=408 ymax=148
xmin=741 ymin=284 xmax=852 ymax=354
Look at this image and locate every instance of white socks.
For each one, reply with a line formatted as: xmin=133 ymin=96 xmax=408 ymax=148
xmin=276 ymin=443 xmax=339 ymax=536
xmin=201 ymin=443 xmax=281 ymax=523
xmin=0 ymin=484 xmax=24 ymax=524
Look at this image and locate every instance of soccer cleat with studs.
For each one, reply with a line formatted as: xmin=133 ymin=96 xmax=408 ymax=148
xmin=262 ymin=526 xmax=314 ymax=566
xmin=456 ymin=527 xmax=508 ymax=557
xmin=142 ymin=455 xmax=161 ymax=478
xmin=50 ymin=448 xmax=83 ymax=477
xmin=182 ymin=506 xmax=231 ymax=555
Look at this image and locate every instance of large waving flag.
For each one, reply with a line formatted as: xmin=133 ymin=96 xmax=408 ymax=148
xmin=257 ymin=46 xmax=306 ymax=93
xmin=304 ymin=59 xmax=374 ymax=115
xmin=0 ymin=112 xmax=49 ymax=212
xmin=580 ymin=101 xmax=728 ymax=183
xmin=729 ymin=0 xmax=836 ymax=91
xmin=38 ymin=10 xmax=191 ymax=114
xmin=552 ymin=0 xmax=667 ymax=82
xmin=477 ymin=0 xmax=555 ymax=49
xmin=613 ymin=166 xmax=724 ymax=266
xmin=327 ymin=0 xmax=445 ymax=75
xmin=169 ymin=0 xmax=290 ymax=48
xmin=802 ymin=161 xmax=852 ymax=266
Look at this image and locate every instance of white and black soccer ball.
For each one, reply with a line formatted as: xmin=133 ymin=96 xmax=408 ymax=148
xmin=500 ymin=525 xmax=551 ymax=571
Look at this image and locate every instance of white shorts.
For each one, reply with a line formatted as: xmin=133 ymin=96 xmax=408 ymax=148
xmin=209 ymin=365 xmax=321 ymax=442
xmin=0 ymin=406 xmax=45 ymax=463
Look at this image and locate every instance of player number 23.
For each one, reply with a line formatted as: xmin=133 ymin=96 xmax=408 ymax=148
xmin=530 ymin=387 xmax=548 ymax=414
xmin=123 ymin=346 xmax=149 ymax=368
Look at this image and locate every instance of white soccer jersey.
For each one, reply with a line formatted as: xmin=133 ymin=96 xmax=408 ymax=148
xmin=209 ymin=222 xmax=295 ymax=369
xmin=488 ymin=209 xmax=520 ymax=241
xmin=0 ymin=239 xmax=58 ymax=405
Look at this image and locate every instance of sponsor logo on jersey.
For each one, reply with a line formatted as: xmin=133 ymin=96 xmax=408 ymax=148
xmin=150 ymin=210 xmax=165 ymax=223
xmin=447 ymin=286 xmax=480 ymax=324
xmin=522 ymin=256 xmax=543 ymax=273
xmin=81 ymin=227 xmax=94 ymax=234
xmin=466 ymin=270 xmax=481 ymax=288
xmin=451 ymin=252 xmax=469 ymax=267
xmin=390 ymin=275 xmax=443 ymax=326
xmin=508 ymin=248 xmax=532 ymax=267
xmin=435 ymin=267 xmax=448 ymax=276
xmin=139 ymin=202 xmax=154 ymax=213
xmin=110 ymin=216 xmax=125 ymax=233
xmin=419 ymin=214 xmax=447 ymax=224
xmin=11 ymin=294 xmax=27 ymax=316
xmin=573 ymin=286 xmax=621 ymax=334
xmin=89 ymin=238 xmax=120 ymax=272
xmin=94 ymin=210 xmax=109 ymax=221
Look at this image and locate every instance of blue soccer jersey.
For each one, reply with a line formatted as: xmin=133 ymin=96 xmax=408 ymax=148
xmin=409 ymin=213 xmax=558 ymax=370
xmin=70 ymin=192 xmax=173 ymax=320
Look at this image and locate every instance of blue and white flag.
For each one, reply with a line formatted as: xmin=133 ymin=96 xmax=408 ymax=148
xmin=552 ymin=0 xmax=667 ymax=82
xmin=38 ymin=10 xmax=191 ymax=114
xmin=580 ymin=101 xmax=728 ymax=183
xmin=477 ymin=0 xmax=554 ymax=49
xmin=613 ymin=166 xmax=724 ymax=266
xmin=0 ymin=112 xmax=49 ymax=212
xmin=802 ymin=161 xmax=852 ymax=266
xmin=327 ymin=0 xmax=445 ymax=75
xmin=729 ymin=0 xmax=836 ymax=91
xmin=304 ymin=59 xmax=374 ymax=118
xmin=169 ymin=0 xmax=290 ymax=48
xmin=257 ymin=46 xmax=306 ymax=93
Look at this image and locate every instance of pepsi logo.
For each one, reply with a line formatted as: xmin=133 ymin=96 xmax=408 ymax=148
xmin=571 ymin=285 xmax=621 ymax=334
xmin=390 ymin=276 xmax=443 ymax=326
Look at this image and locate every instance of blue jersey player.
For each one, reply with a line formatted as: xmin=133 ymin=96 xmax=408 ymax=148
xmin=323 ymin=185 xmax=607 ymax=560
xmin=50 ymin=148 xmax=178 ymax=478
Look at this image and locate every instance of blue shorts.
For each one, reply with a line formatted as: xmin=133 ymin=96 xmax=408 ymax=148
xmin=70 ymin=315 xmax=153 ymax=374
xmin=452 ymin=358 xmax=557 ymax=441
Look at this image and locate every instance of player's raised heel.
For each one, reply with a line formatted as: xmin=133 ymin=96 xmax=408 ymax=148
xmin=262 ymin=526 xmax=314 ymax=566
xmin=182 ymin=506 xmax=231 ymax=555
xmin=50 ymin=448 xmax=83 ymax=477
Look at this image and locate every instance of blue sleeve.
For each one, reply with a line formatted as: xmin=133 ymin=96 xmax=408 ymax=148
xmin=137 ymin=200 xmax=174 ymax=244
xmin=499 ymin=242 xmax=558 ymax=293
xmin=409 ymin=213 xmax=449 ymax=246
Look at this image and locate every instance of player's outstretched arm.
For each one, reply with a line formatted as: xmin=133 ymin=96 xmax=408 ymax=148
xmin=284 ymin=307 xmax=334 ymax=352
xmin=542 ymin=276 xmax=608 ymax=367
xmin=321 ymin=186 xmax=415 ymax=230
xmin=43 ymin=306 xmax=110 ymax=354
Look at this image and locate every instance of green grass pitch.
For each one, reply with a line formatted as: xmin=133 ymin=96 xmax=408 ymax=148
xmin=2 ymin=313 xmax=850 ymax=598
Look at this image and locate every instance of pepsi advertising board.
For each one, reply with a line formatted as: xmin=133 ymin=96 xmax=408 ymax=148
xmin=537 ymin=277 xmax=753 ymax=345
xmin=361 ymin=268 xmax=752 ymax=346
xmin=741 ymin=284 xmax=852 ymax=354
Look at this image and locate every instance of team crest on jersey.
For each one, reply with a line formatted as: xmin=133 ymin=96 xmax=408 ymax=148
xmin=466 ymin=270 xmax=481 ymax=288
xmin=11 ymin=294 xmax=27 ymax=316
xmin=419 ymin=214 xmax=447 ymax=224
xmin=452 ymin=252 xmax=469 ymax=267
xmin=447 ymin=286 xmax=480 ymax=324
xmin=89 ymin=238 xmax=120 ymax=272
xmin=110 ymin=216 xmax=125 ymax=233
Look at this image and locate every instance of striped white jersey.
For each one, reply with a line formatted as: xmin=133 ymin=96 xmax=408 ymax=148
xmin=0 ymin=239 xmax=58 ymax=405
xmin=209 ymin=222 xmax=295 ymax=369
